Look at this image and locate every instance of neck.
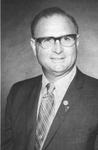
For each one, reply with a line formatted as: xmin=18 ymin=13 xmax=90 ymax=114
xmin=42 ymin=66 xmax=76 ymax=83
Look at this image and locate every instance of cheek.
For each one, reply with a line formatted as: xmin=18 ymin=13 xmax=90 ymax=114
xmin=66 ymin=48 xmax=77 ymax=57
xmin=36 ymin=47 xmax=50 ymax=61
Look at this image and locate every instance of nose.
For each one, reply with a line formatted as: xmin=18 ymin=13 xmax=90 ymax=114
xmin=52 ymin=40 xmax=63 ymax=54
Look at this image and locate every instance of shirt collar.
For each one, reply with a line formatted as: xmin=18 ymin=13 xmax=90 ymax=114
xmin=54 ymin=66 xmax=76 ymax=97
xmin=41 ymin=66 xmax=76 ymax=95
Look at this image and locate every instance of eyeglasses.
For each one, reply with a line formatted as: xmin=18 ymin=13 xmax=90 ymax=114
xmin=34 ymin=34 xmax=77 ymax=49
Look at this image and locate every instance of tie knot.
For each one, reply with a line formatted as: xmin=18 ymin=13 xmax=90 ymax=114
xmin=46 ymin=83 xmax=55 ymax=94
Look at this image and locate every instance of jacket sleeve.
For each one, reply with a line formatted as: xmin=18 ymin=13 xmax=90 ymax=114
xmin=2 ymin=86 xmax=15 ymax=150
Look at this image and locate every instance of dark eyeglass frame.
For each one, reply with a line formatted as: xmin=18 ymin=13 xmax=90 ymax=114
xmin=34 ymin=34 xmax=77 ymax=48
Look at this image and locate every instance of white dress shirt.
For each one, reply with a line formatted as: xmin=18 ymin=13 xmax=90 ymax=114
xmin=37 ymin=66 xmax=76 ymax=117
xmin=36 ymin=66 xmax=76 ymax=149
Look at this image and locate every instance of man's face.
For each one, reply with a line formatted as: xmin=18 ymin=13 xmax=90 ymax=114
xmin=31 ymin=14 xmax=79 ymax=79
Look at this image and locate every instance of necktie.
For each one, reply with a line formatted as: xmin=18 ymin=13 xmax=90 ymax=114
xmin=35 ymin=83 xmax=55 ymax=150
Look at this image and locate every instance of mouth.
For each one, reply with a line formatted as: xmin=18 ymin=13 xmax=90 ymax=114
xmin=51 ymin=57 xmax=65 ymax=62
xmin=51 ymin=57 xmax=65 ymax=60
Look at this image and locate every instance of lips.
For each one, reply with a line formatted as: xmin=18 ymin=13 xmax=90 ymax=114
xmin=51 ymin=57 xmax=65 ymax=60
xmin=51 ymin=57 xmax=65 ymax=62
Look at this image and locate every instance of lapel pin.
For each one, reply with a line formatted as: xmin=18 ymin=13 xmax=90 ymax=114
xmin=63 ymin=100 xmax=68 ymax=106
xmin=63 ymin=100 xmax=69 ymax=112
xmin=65 ymin=106 xmax=69 ymax=111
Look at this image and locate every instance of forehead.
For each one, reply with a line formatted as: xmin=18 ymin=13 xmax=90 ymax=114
xmin=34 ymin=14 xmax=76 ymax=37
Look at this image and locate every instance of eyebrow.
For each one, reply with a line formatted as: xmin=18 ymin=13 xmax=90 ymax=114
xmin=34 ymin=34 xmax=77 ymax=40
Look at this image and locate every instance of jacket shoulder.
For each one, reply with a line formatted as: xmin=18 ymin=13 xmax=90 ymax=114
xmin=76 ymin=69 xmax=98 ymax=93
xmin=13 ymin=75 xmax=42 ymax=87
xmin=9 ymin=75 xmax=42 ymax=96
xmin=84 ymin=73 xmax=98 ymax=88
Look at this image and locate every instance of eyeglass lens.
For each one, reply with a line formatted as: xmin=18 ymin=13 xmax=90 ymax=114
xmin=35 ymin=34 xmax=77 ymax=48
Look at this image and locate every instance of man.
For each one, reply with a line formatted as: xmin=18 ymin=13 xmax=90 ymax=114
xmin=2 ymin=7 xmax=98 ymax=150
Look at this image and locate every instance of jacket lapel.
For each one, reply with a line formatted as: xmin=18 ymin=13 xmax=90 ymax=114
xmin=43 ymin=69 xmax=84 ymax=150
xmin=27 ymin=76 xmax=42 ymax=150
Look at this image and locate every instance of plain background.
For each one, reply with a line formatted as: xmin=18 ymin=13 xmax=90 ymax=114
xmin=1 ymin=0 xmax=98 ymax=144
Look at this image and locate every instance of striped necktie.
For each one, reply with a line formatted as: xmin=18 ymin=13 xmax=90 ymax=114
xmin=35 ymin=83 xmax=55 ymax=150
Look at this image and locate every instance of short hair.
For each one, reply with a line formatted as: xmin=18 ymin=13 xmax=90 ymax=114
xmin=31 ymin=7 xmax=79 ymax=38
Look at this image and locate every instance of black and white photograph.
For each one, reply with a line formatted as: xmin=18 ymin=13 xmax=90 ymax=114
xmin=1 ymin=0 xmax=98 ymax=149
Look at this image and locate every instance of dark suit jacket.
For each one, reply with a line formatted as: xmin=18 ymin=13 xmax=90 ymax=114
xmin=2 ymin=68 xmax=98 ymax=150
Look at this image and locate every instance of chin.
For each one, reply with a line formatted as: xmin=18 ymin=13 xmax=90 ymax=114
xmin=52 ymin=68 xmax=67 ymax=75
xmin=53 ymin=65 xmax=67 ymax=72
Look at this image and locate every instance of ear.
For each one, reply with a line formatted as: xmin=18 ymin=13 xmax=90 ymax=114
xmin=30 ymin=38 xmax=36 ymax=56
xmin=76 ymin=34 xmax=79 ymax=47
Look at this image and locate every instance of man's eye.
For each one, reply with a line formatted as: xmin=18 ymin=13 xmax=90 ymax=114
xmin=43 ymin=38 xmax=52 ymax=42
xmin=63 ymin=36 xmax=71 ymax=41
